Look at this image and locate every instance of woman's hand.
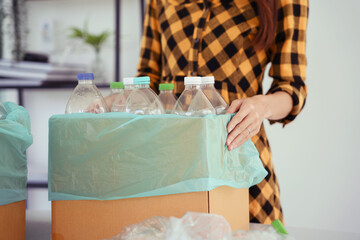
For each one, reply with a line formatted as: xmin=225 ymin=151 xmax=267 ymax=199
xmin=225 ymin=92 xmax=293 ymax=151
xmin=226 ymin=95 xmax=271 ymax=151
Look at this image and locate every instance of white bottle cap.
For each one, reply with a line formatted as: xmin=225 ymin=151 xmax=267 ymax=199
xmin=184 ymin=76 xmax=201 ymax=85
xmin=123 ymin=77 xmax=134 ymax=85
xmin=201 ymin=76 xmax=215 ymax=84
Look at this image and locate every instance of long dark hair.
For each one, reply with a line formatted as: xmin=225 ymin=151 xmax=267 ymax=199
xmin=253 ymin=0 xmax=278 ymax=50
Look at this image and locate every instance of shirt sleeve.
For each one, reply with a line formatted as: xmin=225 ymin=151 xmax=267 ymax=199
xmin=136 ymin=0 xmax=162 ymax=93
xmin=267 ymin=0 xmax=309 ymax=126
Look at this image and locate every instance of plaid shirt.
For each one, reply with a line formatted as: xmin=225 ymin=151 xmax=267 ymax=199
xmin=137 ymin=0 xmax=308 ymax=224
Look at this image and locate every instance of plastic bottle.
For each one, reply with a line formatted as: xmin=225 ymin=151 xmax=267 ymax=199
xmin=172 ymin=76 xmax=215 ymax=116
xmin=200 ymin=76 xmax=228 ymax=114
xmin=0 ymin=102 xmax=7 ymax=120
xmin=111 ymin=78 xmax=134 ymax=112
xmin=65 ymin=73 xmax=108 ymax=114
xmin=125 ymin=76 xmax=165 ymax=115
xmin=110 ymin=82 xmax=124 ymax=95
xmin=158 ymin=83 xmax=177 ymax=114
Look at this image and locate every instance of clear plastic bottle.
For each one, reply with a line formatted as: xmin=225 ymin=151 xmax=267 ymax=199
xmin=111 ymin=78 xmax=134 ymax=112
xmin=0 ymin=102 xmax=7 ymax=120
xmin=172 ymin=76 xmax=216 ymax=116
xmin=125 ymin=76 xmax=165 ymax=115
xmin=110 ymin=82 xmax=124 ymax=95
xmin=200 ymin=76 xmax=229 ymax=114
xmin=65 ymin=73 xmax=108 ymax=114
xmin=158 ymin=83 xmax=177 ymax=114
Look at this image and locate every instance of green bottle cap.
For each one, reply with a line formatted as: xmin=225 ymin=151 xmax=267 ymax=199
xmin=159 ymin=83 xmax=174 ymax=91
xmin=110 ymin=82 xmax=124 ymax=89
xmin=272 ymin=219 xmax=288 ymax=235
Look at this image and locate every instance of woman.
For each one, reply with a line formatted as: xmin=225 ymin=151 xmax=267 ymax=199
xmin=109 ymin=0 xmax=308 ymax=224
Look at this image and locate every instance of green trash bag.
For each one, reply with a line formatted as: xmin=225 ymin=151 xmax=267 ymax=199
xmin=49 ymin=113 xmax=267 ymax=201
xmin=0 ymin=102 xmax=32 ymax=206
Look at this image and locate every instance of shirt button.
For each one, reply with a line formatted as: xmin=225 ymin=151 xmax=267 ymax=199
xmin=194 ymin=38 xmax=200 ymax=43
xmin=190 ymin=72 xmax=195 ymax=76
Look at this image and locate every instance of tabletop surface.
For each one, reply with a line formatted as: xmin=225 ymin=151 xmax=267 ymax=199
xmin=25 ymin=209 xmax=360 ymax=240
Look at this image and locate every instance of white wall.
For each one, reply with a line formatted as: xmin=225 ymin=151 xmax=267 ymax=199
xmin=262 ymin=0 xmax=360 ymax=234
xmin=1 ymin=0 xmax=359 ymax=234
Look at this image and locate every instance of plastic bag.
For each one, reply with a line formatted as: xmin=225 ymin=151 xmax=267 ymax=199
xmin=105 ymin=212 xmax=231 ymax=240
xmin=0 ymin=102 xmax=32 ymax=206
xmin=105 ymin=212 xmax=296 ymax=240
xmin=49 ymin=113 xmax=267 ymax=201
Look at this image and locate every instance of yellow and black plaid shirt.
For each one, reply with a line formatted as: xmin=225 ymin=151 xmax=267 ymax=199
xmin=137 ymin=0 xmax=308 ymax=224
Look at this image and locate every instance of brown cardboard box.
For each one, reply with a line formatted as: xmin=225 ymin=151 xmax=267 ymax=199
xmin=0 ymin=200 xmax=26 ymax=240
xmin=52 ymin=186 xmax=249 ymax=240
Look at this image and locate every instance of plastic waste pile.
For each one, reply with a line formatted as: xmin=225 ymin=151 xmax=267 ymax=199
xmin=104 ymin=212 xmax=295 ymax=240
xmin=66 ymin=74 xmax=228 ymax=116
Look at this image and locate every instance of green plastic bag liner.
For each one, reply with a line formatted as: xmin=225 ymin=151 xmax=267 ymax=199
xmin=0 ymin=102 xmax=32 ymax=206
xmin=48 ymin=113 xmax=267 ymax=201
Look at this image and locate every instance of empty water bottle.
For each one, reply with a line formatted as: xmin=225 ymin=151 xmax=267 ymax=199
xmin=201 ymin=76 xmax=228 ymax=114
xmin=158 ymin=83 xmax=177 ymax=114
xmin=110 ymin=82 xmax=124 ymax=95
xmin=0 ymin=102 xmax=7 ymax=120
xmin=172 ymin=76 xmax=215 ymax=116
xmin=126 ymin=76 xmax=165 ymax=115
xmin=111 ymin=77 xmax=134 ymax=112
xmin=65 ymin=73 xmax=108 ymax=114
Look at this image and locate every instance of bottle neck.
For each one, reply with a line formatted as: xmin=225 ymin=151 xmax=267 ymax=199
xmin=124 ymin=84 xmax=134 ymax=89
xmin=134 ymin=84 xmax=150 ymax=89
xmin=111 ymin=88 xmax=123 ymax=93
xmin=200 ymin=83 xmax=214 ymax=88
xmin=160 ymin=90 xmax=174 ymax=94
xmin=78 ymin=80 xmax=94 ymax=85
xmin=185 ymin=84 xmax=200 ymax=89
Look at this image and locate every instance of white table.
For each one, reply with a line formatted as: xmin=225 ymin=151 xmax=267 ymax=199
xmin=26 ymin=210 xmax=360 ymax=240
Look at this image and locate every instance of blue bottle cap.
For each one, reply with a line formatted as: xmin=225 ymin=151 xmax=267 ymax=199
xmin=77 ymin=73 xmax=94 ymax=80
xmin=134 ymin=76 xmax=150 ymax=85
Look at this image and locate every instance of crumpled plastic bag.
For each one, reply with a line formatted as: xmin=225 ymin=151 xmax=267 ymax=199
xmin=105 ymin=212 xmax=231 ymax=240
xmin=105 ymin=212 xmax=296 ymax=240
xmin=0 ymin=102 xmax=33 ymax=206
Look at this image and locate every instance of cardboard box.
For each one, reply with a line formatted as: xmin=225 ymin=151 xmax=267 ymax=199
xmin=0 ymin=200 xmax=26 ymax=240
xmin=52 ymin=186 xmax=249 ymax=240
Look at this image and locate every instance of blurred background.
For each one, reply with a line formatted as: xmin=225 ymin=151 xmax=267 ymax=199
xmin=0 ymin=0 xmax=359 ymax=236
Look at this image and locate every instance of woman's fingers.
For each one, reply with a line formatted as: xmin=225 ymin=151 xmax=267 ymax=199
xmin=227 ymin=122 xmax=258 ymax=150
xmin=226 ymin=99 xmax=245 ymax=114
xmin=226 ymin=114 xmax=253 ymax=146
xmin=227 ymin=100 xmax=251 ymax=133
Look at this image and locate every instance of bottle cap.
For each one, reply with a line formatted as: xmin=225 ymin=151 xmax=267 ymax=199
xmin=110 ymin=82 xmax=124 ymax=89
xmin=201 ymin=76 xmax=215 ymax=84
xmin=77 ymin=73 xmax=94 ymax=80
xmin=123 ymin=77 xmax=134 ymax=85
xmin=184 ymin=76 xmax=201 ymax=85
xmin=134 ymin=76 xmax=150 ymax=85
xmin=159 ymin=83 xmax=174 ymax=91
